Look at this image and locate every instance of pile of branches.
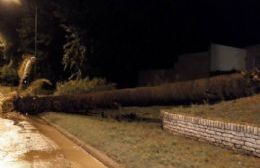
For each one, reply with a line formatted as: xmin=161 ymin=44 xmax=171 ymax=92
xmin=14 ymin=70 xmax=260 ymax=114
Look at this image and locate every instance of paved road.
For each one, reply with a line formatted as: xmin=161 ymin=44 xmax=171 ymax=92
xmin=0 ymin=117 xmax=107 ymax=168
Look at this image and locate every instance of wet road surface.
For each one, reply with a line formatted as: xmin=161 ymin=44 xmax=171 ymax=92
xmin=0 ymin=117 xmax=107 ymax=168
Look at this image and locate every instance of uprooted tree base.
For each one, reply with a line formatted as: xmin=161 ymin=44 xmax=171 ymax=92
xmin=14 ymin=71 xmax=260 ymax=114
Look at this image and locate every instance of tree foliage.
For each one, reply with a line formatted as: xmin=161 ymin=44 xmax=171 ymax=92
xmin=61 ymin=24 xmax=87 ymax=80
xmin=0 ymin=60 xmax=19 ymax=85
xmin=1 ymin=0 xmax=176 ymax=87
xmin=17 ymin=3 xmax=51 ymax=59
xmin=16 ymin=1 xmax=66 ymax=82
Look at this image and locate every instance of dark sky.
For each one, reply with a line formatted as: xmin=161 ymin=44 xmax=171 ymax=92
xmin=108 ymin=0 xmax=260 ymax=54
xmin=1 ymin=0 xmax=260 ymax=55
xmin=96 ymin=0 xmax=260 ymax=86
xmin=97 ymin=1 xmax=260 ymax=62
xmin=183 ymin=0 xmax=260 ymax=47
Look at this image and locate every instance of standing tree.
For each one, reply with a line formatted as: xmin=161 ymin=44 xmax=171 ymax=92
xmin=53 ymin=0 xmax=93 ymax=80
xmin=15 ymin=0 xmax=94 ymax=82
xmin=16 ymin=1 xmax=66 ymax=82
xmin=61 ymin=24 xmax=87 ymax=80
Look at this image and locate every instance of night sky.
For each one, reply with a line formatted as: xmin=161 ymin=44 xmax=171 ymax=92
xmin=0 ymin=0 xmax=260 ymax=87
xmin=95 ymin=0 xmax=260 ymax=86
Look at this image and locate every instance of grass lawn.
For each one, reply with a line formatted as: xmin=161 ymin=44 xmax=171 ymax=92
xmin=42 ymin=112 xmax=260 ymax=168
xmin=166 ymin=94 xmax=260 ymax=126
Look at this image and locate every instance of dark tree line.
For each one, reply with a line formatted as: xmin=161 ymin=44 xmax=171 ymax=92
xmin=1 ymin=0 xmax=183 ymax=87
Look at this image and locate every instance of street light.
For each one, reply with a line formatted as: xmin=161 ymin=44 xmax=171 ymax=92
xmin=1 ymin=0 xmax=21 ymax=5
xmin=1 ymin=0 xmax=37 ymax=58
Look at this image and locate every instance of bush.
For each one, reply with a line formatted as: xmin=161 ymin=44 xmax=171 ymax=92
xmin=54 ymin=78 xmax=116 ymax=96
xmin=0 ymin=61 xmax=19 ymax=86
xmin=20 ymin=79 xmax=53 ymax=97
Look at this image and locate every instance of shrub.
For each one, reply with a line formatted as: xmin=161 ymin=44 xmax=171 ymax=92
xmin=20 ymin=79 xmax=53 ymax=97
xmin=0 ymin=60 xmax=19 ymax=86
xmin=54 ymin=78 xmax=116 ymax=96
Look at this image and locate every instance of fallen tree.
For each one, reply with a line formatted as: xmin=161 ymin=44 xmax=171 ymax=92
xmin=14 ymin=70 xmax=260 ymax=114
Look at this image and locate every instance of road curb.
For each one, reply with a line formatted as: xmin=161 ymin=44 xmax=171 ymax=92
xmin=39 ymin=116 xmax=124 ymax=168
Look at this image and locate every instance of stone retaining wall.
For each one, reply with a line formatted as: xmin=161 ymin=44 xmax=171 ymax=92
xmin=161 ymin=111 xmax=260 ymax=157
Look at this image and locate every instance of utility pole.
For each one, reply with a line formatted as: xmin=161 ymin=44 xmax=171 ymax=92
xmin=34 ymin=4 xmax=37 ymax=58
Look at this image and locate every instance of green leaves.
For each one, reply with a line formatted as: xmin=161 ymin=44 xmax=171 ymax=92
xmin=0 ymin=60 xmax=19 ymax=85
xmin=61 ymin=24 xmax=87 ymax=80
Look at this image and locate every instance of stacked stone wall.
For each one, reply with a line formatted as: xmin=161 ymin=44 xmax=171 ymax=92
xmin=162 ymin=111 xmax=260 ymax=157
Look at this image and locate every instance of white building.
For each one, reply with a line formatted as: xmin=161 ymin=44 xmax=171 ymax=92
xmin=138 ymin=43 xmax=260 ymax=86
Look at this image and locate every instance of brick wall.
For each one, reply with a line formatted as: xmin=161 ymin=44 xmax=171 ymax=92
xmin=162 ymin=111 xmax=260 ymax=157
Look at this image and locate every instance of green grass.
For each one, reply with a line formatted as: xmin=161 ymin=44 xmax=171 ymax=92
xmin=166 ymin=94 xmax=260 ymax=126
xmin=42 ymin=112 xmax=260 ymax=168
xmin=88 ymin=106 xmax=165 ymax=122
xmin=87 ymin=94 xmax=260 ymax=127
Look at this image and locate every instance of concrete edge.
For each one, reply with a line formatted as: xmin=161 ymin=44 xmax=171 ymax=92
xmin=39 ymin=116 xmax=124 ymax=168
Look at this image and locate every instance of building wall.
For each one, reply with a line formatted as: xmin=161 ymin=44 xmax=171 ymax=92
xmin=138 ymin=44 xmax=260 ymax=86
xmin=211 ymin=44 xmax=247 ymax=71
xmin=162 ymin=111 xmax=260 ymax=157
xmin=138 ymin=52 xmax=210 ymax=86
xmin=138 ymin=69 xmax=176 ymax=86
xmin=174 ymin=52 xmax=210 ymax=81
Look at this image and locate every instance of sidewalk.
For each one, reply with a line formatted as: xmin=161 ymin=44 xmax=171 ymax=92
xmin=0 ymin=117 xmax=107 ymax=168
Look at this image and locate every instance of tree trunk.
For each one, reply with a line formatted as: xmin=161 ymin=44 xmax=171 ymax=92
xmin=14 ymin=71 xmax=260 ymax=114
